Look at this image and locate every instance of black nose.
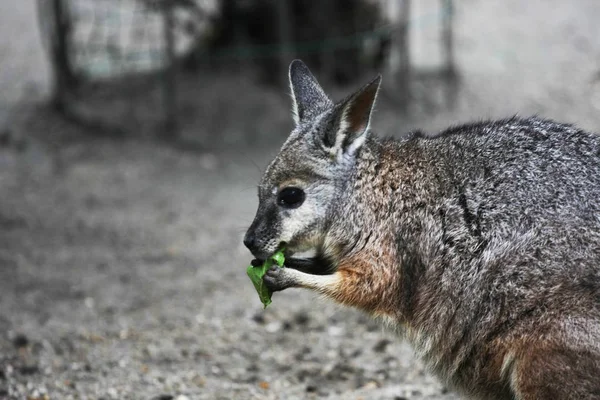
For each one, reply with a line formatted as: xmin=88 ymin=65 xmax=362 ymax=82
xmin=243 ymin=232 xmax=256 ymax=252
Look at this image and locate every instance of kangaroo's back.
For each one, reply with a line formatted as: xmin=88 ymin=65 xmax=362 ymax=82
xmin=428 ymin=117 xmax=600 ymax=226
xmin=396 ymin=116 xmax=600 ymax=399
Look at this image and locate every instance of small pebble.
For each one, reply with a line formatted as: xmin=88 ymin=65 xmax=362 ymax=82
xmin=265 ymin=321 xmax=281 ymax=333
xmin=251 ymin=313 xmax=265 ymax=325
xmin=12 ymin=333 xmax=29 ymax=348
xmin=360 ymin=380 xmax=379 ymax=390
xmin=294 ymin=312 xmax=310 ymax=326
xmin=373 ymin=338 xmax=391 ymax=353
xmin=306 ymin=385 xmax=318 ymax=393
xmin=84 ymin=297 xmax=95 ymax=309
xmin=326 ymin=325 xmax=344 ymax=336
xmin=106 ymin=387 xmax=118 ymax=399
xmin=19 ymin=365 xmax=39 ymax=375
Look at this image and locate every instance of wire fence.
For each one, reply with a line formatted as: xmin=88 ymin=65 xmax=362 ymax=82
xmin=39 ymin=0 xmax=457 ymax=140
xmin=68 ymin=0 xmax=165 ymax=78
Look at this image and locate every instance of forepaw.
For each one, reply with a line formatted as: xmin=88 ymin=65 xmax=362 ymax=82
xmin=263 ymin=265 xmax=296 ymax=292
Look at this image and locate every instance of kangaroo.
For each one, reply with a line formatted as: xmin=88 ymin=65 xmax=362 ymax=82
xmin=244 ymin=60 xmax=600 ymax=399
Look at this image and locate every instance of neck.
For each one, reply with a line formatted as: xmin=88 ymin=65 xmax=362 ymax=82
xmin=353 ymin=135 xmax=446 ymax=320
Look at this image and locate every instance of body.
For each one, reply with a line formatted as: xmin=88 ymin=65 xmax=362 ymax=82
xmin=244 ymin=61 xmax=600 ymax=399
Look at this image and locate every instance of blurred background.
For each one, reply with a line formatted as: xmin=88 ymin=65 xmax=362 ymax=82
xmin=1 ymin=1 xmax=599 ymax=399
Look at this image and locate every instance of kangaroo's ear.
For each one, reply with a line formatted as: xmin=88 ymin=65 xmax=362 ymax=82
xmin=323 ymin=75 xmax=381 ymax=157
xmin=289 ymin=60 xmax=332 ymax=125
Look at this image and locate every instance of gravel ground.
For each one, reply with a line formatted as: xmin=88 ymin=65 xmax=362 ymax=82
xmin=2 ymin=1 xmax=600 ymax=399
xmin=0 ymin=134 xmax=456 ymax=400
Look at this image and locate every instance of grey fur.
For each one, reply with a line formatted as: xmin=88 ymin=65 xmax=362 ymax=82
xmin=289 ymin=59 xmax=333 ymax=125
xmin=245 ymin=60 xmax=600 ymax=399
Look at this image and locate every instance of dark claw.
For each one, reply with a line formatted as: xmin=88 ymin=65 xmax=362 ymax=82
xmin=250 ymin=258 xmax=264 ymax=267
xmin=284 ymin=258 xmax=317 ymax=274
xmin=285 ymin=257 xmax=333 ymax=275
xmin=263 ymin=265 xmax=294 ymax=292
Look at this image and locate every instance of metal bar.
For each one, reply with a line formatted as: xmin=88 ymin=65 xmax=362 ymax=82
xmin=50 ymin=0 xmax=75 ymax=111
xmin=441 ymin=0 xmax=458 ymax=109
xmin=391 ymin=0 xmax=411 ymax=110
xmin=441 ymin=0 xmax=455 ymax=76
xmin=276 ymin=0 xmax=294 ymax=87
xmin=161 ymin=2 xmax=178 ymax=139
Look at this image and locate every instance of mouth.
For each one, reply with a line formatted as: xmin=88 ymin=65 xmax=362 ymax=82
xmin=251 ymin=242 xmax=331 ymax=274
xmin=250 ymin=250 xmax=273 ymax=262
xmin=249 ymin=242 xmax=289 ymax=263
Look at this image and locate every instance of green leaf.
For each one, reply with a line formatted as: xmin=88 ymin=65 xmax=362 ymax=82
xmin=246 ymin=248 xmax=286 ymax=308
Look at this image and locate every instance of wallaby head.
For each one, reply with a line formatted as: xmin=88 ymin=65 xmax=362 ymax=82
xmin=244 ymin=60 xmax=381 ymax=260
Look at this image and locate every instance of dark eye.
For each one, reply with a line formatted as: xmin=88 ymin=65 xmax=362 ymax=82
xmin=277 ymin=187 xmax=305 ymax=208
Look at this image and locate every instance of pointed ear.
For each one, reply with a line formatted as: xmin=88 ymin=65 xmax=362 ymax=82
xmin=324 ymin=75 xmax=381 ymax=156
xmin=289 ymin=60 xmax=332 ymax=125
